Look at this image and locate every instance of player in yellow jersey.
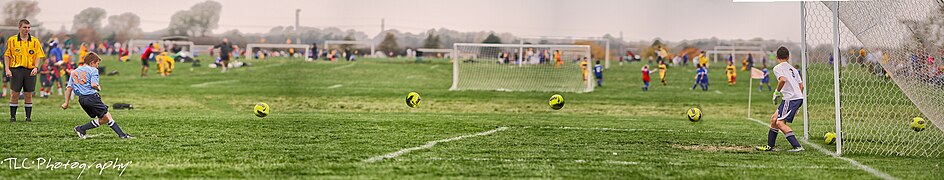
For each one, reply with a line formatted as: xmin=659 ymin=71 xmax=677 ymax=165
xmin=580 ymin=57 xmax=589 ymax=82
xmin=698 ymin=51 xmax=709 ymax=68
xmin=726 ymin=61 xmax=737 ymax=86
xmin=156 ymin=52 xmax=175 ymax=77
xmin=658 ymin=60 xmax=668 ymax=85
xmin=554 ymin=50 xmax=562 ymax=69
xmin=78 ymin=43 xmax=88 ymax=64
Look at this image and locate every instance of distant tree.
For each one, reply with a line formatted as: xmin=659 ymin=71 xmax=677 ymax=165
xmin=166 ymin=0 xmax=221 ymax=37
xmin=379 ymin=33 xmax=400 ymax=55
xmin=104 ymin=12 xmax=141 ymax=43
xmin=1 ymin=0 xmax=40 ymax=26
xmin=423 ymin=30 xmax=441 ymax=49
xmin=72 ymin=7 xmax=106 ymax=43
xmin=482 ymin=33 xmax=502 ymax=44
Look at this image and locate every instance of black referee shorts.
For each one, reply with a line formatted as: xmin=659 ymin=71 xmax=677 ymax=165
xmin=10 ymin=67 xmax=36 ymax=93
xmin=79 ymin=93 xmax=108 ymax=119
xmin=141 ymin=57 xmax=150 ymax=67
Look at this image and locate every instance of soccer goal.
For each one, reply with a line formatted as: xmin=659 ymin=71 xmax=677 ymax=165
xmin=451 ymin=43 xmax=593 ymax=93
xmin=795 ymin=1 xmax=944 ymax=157
xmin=128 ymin=39 xmax=194 ymax=56
xmin=519 ymin=36 xmax=611 ymax=69
xmin=246 ymin=43 xmax=313 ymax=60
xmin=324 ymin=40 xmax=376 ymax=58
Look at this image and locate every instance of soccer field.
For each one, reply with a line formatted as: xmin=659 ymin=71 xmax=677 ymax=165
xmin=0 ymin=56 xmax=941 ymax=179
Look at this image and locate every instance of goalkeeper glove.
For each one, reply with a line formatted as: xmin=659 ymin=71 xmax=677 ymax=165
xmin=772 ymin=91 xmax=783 ymax=104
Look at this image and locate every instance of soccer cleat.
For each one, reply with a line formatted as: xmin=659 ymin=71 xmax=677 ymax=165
xmin=74 ymin=126 xmax=87 ymax=139
xmin=787 ymin=147 xmax=805 ymax=153
xmin=24 ymin=118 xmax=30 ymax=122
xmin=120 ymin=134 xmax=134 ymax=139
xmin=9 ymin=117 xmax=14 ymax=123
xmin=756 ymin=145 xmax=775 ymax=151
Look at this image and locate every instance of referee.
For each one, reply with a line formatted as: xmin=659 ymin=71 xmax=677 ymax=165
xmin=3 ymin=19 xmax=44 ymax=122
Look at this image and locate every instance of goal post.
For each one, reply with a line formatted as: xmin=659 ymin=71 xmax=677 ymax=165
xmin=245 ymin=43 xmax=313 ymax=60
xmin=324 ymin=40 xmax=376 ymax=57
xmin=796 ymin=0 xmax=944 ymax=157
xmin=519 ymin=36 xmax=611 ymax=69
xmin=451 ymin=43 xmax=594 ymax=93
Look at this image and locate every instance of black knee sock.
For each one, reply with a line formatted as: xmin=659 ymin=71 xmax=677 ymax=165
xmin=785 ymin=131 xmax=802 ymax=148
xmin=9 ymin=103 xmax=17 ymax=118
xmin=106 ymin=120 xmax=128 ymax=137
xmin=78 ymin=120 xmax=99 ymax=131
xmin=24 ymin=103 xmax=31 ymax=118
xmin=767 ymin=128 xmax=779 ymax=147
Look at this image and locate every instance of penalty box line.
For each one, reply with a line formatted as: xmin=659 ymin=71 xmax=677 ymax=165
xmin=745 ymin=117 xmax=895 ymax=180
xmin=363 ymin=126 xmax=509 ymax=163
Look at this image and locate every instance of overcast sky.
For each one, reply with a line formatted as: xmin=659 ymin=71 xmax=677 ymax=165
xmin=30 ymin=0 xmax=800 ymax=42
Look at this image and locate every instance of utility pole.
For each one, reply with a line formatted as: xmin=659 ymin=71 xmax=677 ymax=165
xmin=381 ymin=18 xmax=385 ymax=34
xmin=295 ymin=9 xmax=301 ymax=44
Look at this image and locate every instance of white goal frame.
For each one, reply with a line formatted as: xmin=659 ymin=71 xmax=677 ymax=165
xmin=451 ymin=43 xmax=594 ymax=93
xmin=324 ymin=40 xmax=376 ymax=57
xmin=519 ymin=36 xmax=611 ymax=69
xmin=245 ymin=43 xmax=313 ymax=60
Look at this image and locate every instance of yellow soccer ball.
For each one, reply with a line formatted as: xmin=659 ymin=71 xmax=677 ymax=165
xmin=548 ymin=94 xmax=564 ymax=110
xmin=911 ymin=117 xmax=927 ymax=132
xmin=687 ymin=108 xmax=702 ymax=122
xmin=254 ymin=103 xmax=269 ymax=117
xmin=824 ymin=132 xmax=836 ymax=145
xmin=406 ymin=92 xmax=422 ymax=108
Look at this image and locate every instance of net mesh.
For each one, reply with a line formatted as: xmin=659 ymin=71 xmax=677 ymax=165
xmin=803 ymin=1 xmax=944 ymax=157
xmin=452 ymin=44 xmax=592 ymax=93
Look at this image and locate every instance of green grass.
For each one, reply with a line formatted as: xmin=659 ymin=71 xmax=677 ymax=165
xmin=0 ymin=56 xmax=940 ymax=179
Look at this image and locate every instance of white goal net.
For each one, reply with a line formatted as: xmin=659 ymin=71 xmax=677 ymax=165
xmin=801 ymin=1 xmax=944 ymax=157
xmin=451 ymin=43 xmax=593 ymax=93
xmin=246 ymin=43 xmax=313 ymax=60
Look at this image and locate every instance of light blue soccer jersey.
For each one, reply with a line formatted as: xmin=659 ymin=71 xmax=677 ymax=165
xmin=68 ymin=65 xmax=100 ymax=96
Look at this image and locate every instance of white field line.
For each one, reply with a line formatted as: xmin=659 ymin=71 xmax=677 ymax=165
xmin=746 ymin=117 xmax=895 ymax=180
xmin=363 ymin=127 xmax=509 ymax=163
xmin=417 ymin=157 xmax=852 ymax=170
xmin=327 ymin=84 xmax=343 ymax=89
xmin=190 ymin=80 xmax=239 ymax=87
xmin=539 ymin=126 xmax=731 ymax=134
xmin=430 ymin=65 xmax=439 ymax=69
xmin=331 ymin=62 xmax=356 ymax=70
xmin=714 ymin=90 xmax=723 ymax=94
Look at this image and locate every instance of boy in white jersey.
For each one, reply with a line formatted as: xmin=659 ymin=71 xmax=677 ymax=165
xmin=757 ymin=47 xmax=805 ymax=152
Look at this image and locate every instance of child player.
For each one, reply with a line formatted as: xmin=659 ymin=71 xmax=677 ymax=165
xmin=726 ymin=61 xmax=737 ymax=86
xmin=692 ymin=64 xmax=708 ymax=91
xmin=593 ymin=60 xmax=603 ymax=87
xmin=580 ymin=57 xmax=589 ymax=82
xmin=756 ymin=47 xmax=805 ymax=152
xmin=62 ymin=52 xmax=132 ymax=139
xmin=658 ymin=60 xmax=668 ymax=85
xmin=641 ymin=65 xmax=654 ymax=91
xmin=759 ymin=64 xmax=772 ymax=91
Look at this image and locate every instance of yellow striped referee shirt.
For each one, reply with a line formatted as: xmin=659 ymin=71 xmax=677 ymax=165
xmin=3 ymin=34 xmax=45 ymax=69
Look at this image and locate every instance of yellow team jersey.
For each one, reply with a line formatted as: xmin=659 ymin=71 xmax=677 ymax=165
xmin=79 ymin=45 xmax=88 ymax=64
xmin=157 ymin=54 xmax=175 ymax=73
xmin=698 ymin=55 xmax=709 ymax=65
xmin=726 ymin=65 xmax=736 ymax=75
xmin=658 ymin=64 xmax=667 ymax=72
xmin=580 ymin=61 xmax=588 ymax=71
xmin=4 ymin=34 xmax=45 ymax=69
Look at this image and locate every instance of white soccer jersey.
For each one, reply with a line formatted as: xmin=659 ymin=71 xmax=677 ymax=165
xmin=773 ymin=62 xmax=805 ymax=100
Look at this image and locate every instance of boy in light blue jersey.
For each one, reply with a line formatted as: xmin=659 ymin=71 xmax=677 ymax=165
xmin=62 ymin=52 xmax=131 ymax=139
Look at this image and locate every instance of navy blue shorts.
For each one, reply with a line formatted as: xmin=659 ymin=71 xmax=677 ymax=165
xmin=78 ymin=93 xmax=108 ymax=118
xmin=777 ymin=99 xmax=804 ymax=123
